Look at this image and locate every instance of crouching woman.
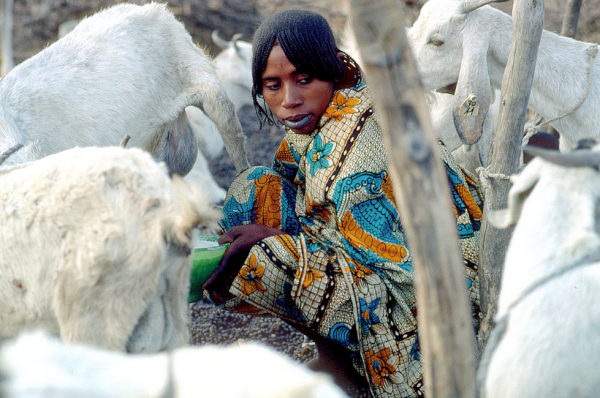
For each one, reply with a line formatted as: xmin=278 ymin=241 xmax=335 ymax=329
xmin=202 ymin=9 xmax=483 ymax=398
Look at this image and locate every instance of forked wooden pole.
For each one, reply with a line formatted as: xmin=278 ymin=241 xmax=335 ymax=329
xmin=477 ymin=0 xmax=545 ymax=352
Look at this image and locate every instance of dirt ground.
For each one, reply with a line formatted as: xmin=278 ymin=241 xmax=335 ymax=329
xmin=6 ymin=0 xmax=600 ymax=397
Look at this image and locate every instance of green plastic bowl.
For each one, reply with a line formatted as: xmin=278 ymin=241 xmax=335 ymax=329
xmin=188 ymin=243 xmax=230 ymax=303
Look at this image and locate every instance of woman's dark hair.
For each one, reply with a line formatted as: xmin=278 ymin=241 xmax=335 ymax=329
xmin=251 ymin=9 xmax=347 ymax=126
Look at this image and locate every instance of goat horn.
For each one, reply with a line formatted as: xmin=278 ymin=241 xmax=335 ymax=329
xmin=524 ymin=145 xmax=600 ymax=168
xmin=120 ymin=135 xmax=131 ymax=148
xmin=211 ymin=30 xmax=229 ymax=50
xmin=232 ymin=33 xmax=244 ymax=54
xmin=0 ymin=143 xmax=24 ymax=166
xmin=462 ymin=0 xmax=508 ymax=14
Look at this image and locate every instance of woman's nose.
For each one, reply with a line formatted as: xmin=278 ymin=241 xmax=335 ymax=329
xmin=282 ymin=85 xmax=302 ymax=109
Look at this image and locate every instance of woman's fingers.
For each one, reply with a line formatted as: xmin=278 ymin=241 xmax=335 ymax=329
xmin=203 ymin=224 xmax=289 ymax=292
xmin=217 ymin=225 xmax=242 ymax=245
xmin=202 ymin=242 xmax=242 ymax=290
xmin=218 ymin=224 xmax=286 ymax=247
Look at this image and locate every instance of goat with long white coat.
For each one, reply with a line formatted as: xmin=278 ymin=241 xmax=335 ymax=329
xmin=0 ymin=145 xmax=221 ymax=353
xmin=0 ymin=2 xmax=250 ymax=178
xmin=0 ymin=331 xmax=349 ymax=398
xmin=477 ymin=143 xmax=600 ymax=397
xmin=407 ymin=0 xmax=600 ymax=151
xmin=53 ymin=20 xmax=249 ymax=204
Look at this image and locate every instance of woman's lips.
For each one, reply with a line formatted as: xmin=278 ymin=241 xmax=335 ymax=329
xmin=283 ymin=114 xmax=311 ymax=130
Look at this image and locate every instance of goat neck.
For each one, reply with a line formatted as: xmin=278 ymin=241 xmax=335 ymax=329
xmin=480 ymin=6 xmax=600 ymax=149
xmin=496 ymin=159 xmax=600 ymax=317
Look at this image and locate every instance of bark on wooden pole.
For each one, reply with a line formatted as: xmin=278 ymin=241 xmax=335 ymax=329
xmin=0 ymin=0 xmax=14 ymax=75
xmin=560 ymin=0 xmax=583 ymax=38
xmin=477 ymin=0 xmax=544 ymax=351
xmin=546 ymin=0 xmax=583 ymax=138
xmin=349 ymin=1 xmax=477 ymax=397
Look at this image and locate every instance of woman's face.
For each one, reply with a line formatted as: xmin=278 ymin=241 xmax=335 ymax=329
xmin=261 ymin=44 xmax=334 ymax=135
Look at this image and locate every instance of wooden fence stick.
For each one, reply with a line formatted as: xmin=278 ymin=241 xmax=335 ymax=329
xmin=561 ymin=0 xmax=583 ymax=38
xmin=0 ymin=0 xmax=14 ymax=75
xmin=477 ymin=0 xmax=545 ymax=352
xmin=349 ymin=1 xmax=477 ymax=397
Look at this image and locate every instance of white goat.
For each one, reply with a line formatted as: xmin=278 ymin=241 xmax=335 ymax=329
xmin=0 ymin=0 xmax=13 ymax=76
xmin=52 ymin=18 xmax=246 ymax=205
xmin=407 ymin=0 xmax=600 ymax=151
xmin=210 ymin=30 xmax=254 ymax=114
xmin=478 ymin=142 xmax=600 ymax=397
xmin=184 ymin=30 xmax=254 ymax=203
xmin=0 ymin=331 xmax=349 ymax=398
xmin=0 ymin=3 xmax=250 ymax=182
xmin=0 ymin=145 xmax=221 ymax=353
xmin=339 ymin=19 xmax=498 ymax=176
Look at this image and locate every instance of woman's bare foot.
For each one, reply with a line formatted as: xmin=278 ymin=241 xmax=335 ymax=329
xmin=283 ymin=319 xmax=369 ymax=391
xmin=306 ymin=344 xmax=369 ymax=391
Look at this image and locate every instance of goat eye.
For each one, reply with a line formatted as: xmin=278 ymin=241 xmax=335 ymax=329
xmin=429 ymin=39 xmax=444 ymax=46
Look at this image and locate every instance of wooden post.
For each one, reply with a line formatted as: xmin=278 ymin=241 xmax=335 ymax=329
xmin=0 ymin=0 xmax=14 ymax=75
xmin=477 ymin=0 xmax=544 ymax=351
xmin=349 ymin=1 xmax=477 ymax=397
xmin=547 ymin=0 xmax=583 ymax=138
xmin=560 ymin=0 xmax=583 ymax=38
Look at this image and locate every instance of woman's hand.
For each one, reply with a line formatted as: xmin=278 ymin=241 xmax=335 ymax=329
xmin=202 ymin=224 xmax=288 ymax=293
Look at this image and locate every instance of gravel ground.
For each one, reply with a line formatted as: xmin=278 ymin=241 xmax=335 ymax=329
xmin=189 ymin=297 xmax=316 ymax=366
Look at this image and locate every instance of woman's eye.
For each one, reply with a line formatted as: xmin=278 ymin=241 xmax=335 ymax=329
xmin=299 ymin=76 xmax=313 ymax=84
xmin=265 ymin=83 xmax=280 ymax=91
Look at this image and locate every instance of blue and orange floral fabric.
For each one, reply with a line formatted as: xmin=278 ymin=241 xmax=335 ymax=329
xmin=212 ymin=54 xmax=482 ymax=398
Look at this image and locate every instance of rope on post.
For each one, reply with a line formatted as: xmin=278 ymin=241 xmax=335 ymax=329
xmin=476 ymin=166 xmax=512 ymax=193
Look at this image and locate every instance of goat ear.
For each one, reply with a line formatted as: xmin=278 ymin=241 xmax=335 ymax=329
xmin=452 ymin=37 xmax=491 ymax=145
xmin=462 ymin=0 xmax=508 ymax=14
xmin=486 ymin=161 xmax=543 ymax=229
xmin=150 ymin=112 xmax=199 ymax=177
